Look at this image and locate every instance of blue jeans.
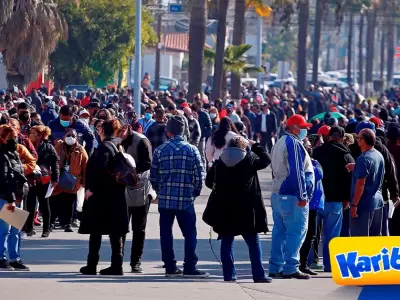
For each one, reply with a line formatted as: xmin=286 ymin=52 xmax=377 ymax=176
xmin=269 ymin=194 xmax=309 ymax=275
xmin=220 ymin=234 xmax=266 ymax=281
xmin=350 ymin=207 xmax=383 ymax=236
xmin=0 ymin=200 xmax=22 ymax=262
xmin=159 ymin=205 xmax=198 ymax=273
xmin=340 ymin=208 xmax=350 ymax=237
xmin=318 ymin=202 xmax=343 ymax=271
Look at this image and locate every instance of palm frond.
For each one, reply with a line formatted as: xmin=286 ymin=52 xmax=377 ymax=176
xmin=204 ymin=47 xmax=216 ymax=60
xmin=230 ymin=44 xmax=253 ymax=59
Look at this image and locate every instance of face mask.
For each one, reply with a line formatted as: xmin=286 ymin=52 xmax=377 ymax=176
xmin=145 ymin=113 xmax=152 ymax=120
xmin=210 ymin=113 xmax=217 ymax=119
xmin=188 ymin=115 xmax=194 ymax=120
xmin=60 ymin=119 xmax=70 ymax=127
xmin=6 ymin=139 xmax=17 ymax=152
xmin=18 ymin=112 xmax=29 ymax=122
xmin=79 ymin=118 xmax=88 ymax=125
xmin=89 ymin=125 xmax=95 ymax=132
xmin=65 ymin=136 xmax=76 ymax=146
xmin=114 ymin=137 xmax=122 ymax=144
xmin=298 ymin=128 xmax=308 ymax=141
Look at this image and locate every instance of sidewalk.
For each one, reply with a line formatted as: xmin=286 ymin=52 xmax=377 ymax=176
xmin=0 ymin=169 xmax=363 ymax=300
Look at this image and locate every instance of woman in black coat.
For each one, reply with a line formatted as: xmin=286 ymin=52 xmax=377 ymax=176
xmin=205 ymin=136 xmax=271 ymax=283
xmin=79 ymin=119 xmax=129 ymax=276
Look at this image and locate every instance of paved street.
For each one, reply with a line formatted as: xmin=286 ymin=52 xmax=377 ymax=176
xmin=0 ymin=168 xmax=363 ymax=300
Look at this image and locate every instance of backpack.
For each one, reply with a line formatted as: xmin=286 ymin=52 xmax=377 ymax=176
xmin=104 ymin=141 xmax=139 ymax=188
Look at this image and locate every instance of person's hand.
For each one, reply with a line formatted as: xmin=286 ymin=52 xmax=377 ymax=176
xmin=298 ymin=200 xmax=307 ymax=207
xmin=7 ymin=202 xmax=16 ymax=212
xmin=85 ymin=190 xmax=93 ymax=200
xmin=345 ymin=163 xmax=355 ymax=172
xmin=51 ymin=181 xmax=58 ymax=188
xmin=350 ymin=206 xmax=358 ymax=218
xmin=248 ymin=139 xmax=255 ymax=146
xmin=343 ymin=201 xmax=350 ymax=210
xmin=257 ymin=133 xmax=261 ymax=141
xmin=151 ymin=197 xmax=158 ymax=204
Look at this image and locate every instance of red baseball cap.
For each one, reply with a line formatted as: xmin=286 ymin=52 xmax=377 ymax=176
xmin=286 ymin=114 xmax=312 ymax=129
xmin=317 ymin=125 xmax=331 ymax=136
xmin=369 ymin=116 xmax=384 ymax=128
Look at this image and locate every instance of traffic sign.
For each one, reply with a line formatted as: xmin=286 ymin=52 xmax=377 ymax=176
xmin=168 ymin=3 xmax=184 ymax=13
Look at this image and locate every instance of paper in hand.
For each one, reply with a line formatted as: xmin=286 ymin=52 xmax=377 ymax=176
xmin=0 ymin=205 xmax=29 ymax=230
xmin=45 ymin=184 xmax=54 ymax=198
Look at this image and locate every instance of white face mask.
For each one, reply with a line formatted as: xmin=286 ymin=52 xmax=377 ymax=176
xmin=79 ymin=118 xmax=89 ymax=125
xmin=65 ymin=136 xmax=76 ymax=146
xmin=210 ymin=113 xmax=217 ymax=119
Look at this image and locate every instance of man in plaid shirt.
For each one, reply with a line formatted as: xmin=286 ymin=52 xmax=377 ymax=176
xmin=150 ymin=115 xmax=208 ymax=278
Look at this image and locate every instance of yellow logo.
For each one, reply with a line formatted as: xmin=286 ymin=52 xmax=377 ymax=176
xmin=330 ymin=237 xmax=400 ymax=286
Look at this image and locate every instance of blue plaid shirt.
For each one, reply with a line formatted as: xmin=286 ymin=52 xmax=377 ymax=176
xmin=150 ymin=135 xmax=204 ymax=210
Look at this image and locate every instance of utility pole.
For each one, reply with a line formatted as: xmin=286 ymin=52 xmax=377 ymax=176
xmin=134 ymin=0 xmax=142 ymax=114
xmin=154 ymin=1 xmax=162 ymax=91
xmin=256 ymin=15 xmax=262 ymax=90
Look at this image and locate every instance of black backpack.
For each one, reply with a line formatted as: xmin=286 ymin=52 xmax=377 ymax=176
xmin=104 ymin=141 xmax=139 ymax=188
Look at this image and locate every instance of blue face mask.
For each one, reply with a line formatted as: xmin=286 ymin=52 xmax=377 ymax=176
xmin=145 ymin=113 xmax=152 ymax=120
xmin=60 ymin=119 xmax=70 ymax=128
xmin=298 ymin=128 xmax=308 ymax=141
xmin=89 ymin=125 xmax=95 ymax=132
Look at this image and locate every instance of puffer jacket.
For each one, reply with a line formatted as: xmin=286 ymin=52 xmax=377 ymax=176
xmin=307 ymin=159 xmax=325 ymax=210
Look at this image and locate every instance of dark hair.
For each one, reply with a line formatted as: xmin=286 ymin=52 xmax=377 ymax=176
xmin=102 ymin=119 xmax=122 ymax=138
xmin=60 ymin=105 xmax=73 ymax=117
xmin=17 ymin=102 xmax=29 ymax=111
xmin=155 ymin=108 xmax=165 ymax=119
xmin=360 ymin=130 xmax=375 ymax=146
xmin=211 ymin=117 xmax=239 ymax=149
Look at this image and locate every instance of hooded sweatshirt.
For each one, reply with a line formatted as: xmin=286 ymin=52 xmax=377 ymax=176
xmin=313 ymin=141 xmax=354 ymax=202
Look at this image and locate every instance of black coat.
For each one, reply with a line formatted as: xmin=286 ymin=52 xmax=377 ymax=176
xmin=254 ymin=112 xmax=277 ymax=135
xmin=204 ymin=144 xmax=270 ymax=237
xmin=79 ymin=138 xmax=129 ymax=235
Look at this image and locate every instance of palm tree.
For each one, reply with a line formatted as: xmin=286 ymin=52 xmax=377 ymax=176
xmin=311 ymin=0 xmax=324 ymax=84
xmin=187 ymin=0 xmax=207 ymax=100
xmin=211 ymin=0 xmax=229 ymax=101
xmin=205 ymin=44 xmax=263 ymax=96
xmin=230 ymin=0 xmax=272 ymax=99
xmin=297 ymin=0 xmax=309 ymax=92
xmin=0 ymin=0 xmax=68 ymax=88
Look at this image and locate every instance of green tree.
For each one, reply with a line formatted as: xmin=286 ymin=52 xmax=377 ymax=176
xmin=0 ymin=0 xmax=68 ymax=88
xmin=204 ymin=44 xmax=263 ymax=96
xmin=50 ymin=0 xmax=157 ymax=87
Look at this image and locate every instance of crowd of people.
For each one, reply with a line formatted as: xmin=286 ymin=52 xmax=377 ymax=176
xmin=0 ymin=78 xmax=399 ymax=284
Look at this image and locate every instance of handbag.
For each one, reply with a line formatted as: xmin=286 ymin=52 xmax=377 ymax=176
xmin=58 ymin=149 xmax=77 ymax=191
xmin=202 ymin=164 xmax=218 ymax=227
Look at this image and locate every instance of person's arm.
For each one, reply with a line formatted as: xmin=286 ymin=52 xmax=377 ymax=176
xmin=205 ymin=163 xmax=216 ymax=189
xmin=80 ymin=147 xmax=89 ymax=187
xmin=82 ymin=125 xmax=95 ymax=156
xmin=0 ymin=154 xmax=15 ymax=203
xmin=351 ymin=157 xmax=368 ymax=208
xmin=383 ymin=150 xmax=399 ymax=200
xmin=284 ymin=136 xmax=308 ymax=201
xmin=203 ymin=112 xmax=212 ymax=138
xmin=271 ymin=113 xmax=277 ymax=135
xmin=250 ymin=143 xmax=271 ymax=171
xmin=192 ymin=119 xmax=201 ymax=146
xmin=205 ymin=136 xmax=215 ymax=164
xmin=192 ymin=147 xmax=204 ymax=197
xmin=149 ymin=149 xmax=160 ymax=193
xmin=136 ymin=138 xmax=152 ymax=173
xmin=24 ymin=138 xmax=38 ymax=160
xmin=254 ymin=115 xmax=261 ymax=134
xmin=17 ymin=144 xmax=36 ymax=175
xmin=352 ymin=178 xmax=366 ymax=206
xmin=50 ymin=144 xmax=60 ymax=183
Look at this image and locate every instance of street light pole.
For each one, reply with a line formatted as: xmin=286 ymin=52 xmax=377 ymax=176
xmin=134 ymin=0 xmax=142 ymax=114
xmin=256 ymin=15 xmax=262 ymax=90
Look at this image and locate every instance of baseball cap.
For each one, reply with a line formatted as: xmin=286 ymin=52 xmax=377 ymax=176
xmin=369 ymin=116 xmax=384 ymax=128
xmin=329 ymin=126 xmax=345 ymax=138
xmin=317 ymin=125 xmax=331 ymax=136
xmin=286 ymin=114 xmax=312 ymax=129
xmin=356 ymin=121 xmax=375 ymax=134
xmin=226 ymin=103 xmax=233 ymax=109
xmin=79 ymin=109 xmax=90 ymax=117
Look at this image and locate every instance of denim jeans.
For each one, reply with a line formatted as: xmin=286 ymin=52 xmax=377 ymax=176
xmin=340 ymin=208 xmax=350 ymax=237
xmin=159 ymin=205 xmax=198 ymax=273
xmin=318 ymin=202 xmax=343 ymax=271
xmin=350 ymin=207 xmax=383 ymax=237
xmin=0 ymin=200 xmax=22 ymax=262
xmin=220 ymin=234 xmax=266 ymax=281
xmin=269 ymin=194 xmax=309 ymax=275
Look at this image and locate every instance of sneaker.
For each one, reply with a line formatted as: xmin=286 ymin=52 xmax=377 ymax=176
xmin=131 ymin=264 xmax=143 ymax=274
xmin=71 ymin=220 xmax=80 ymax=228
xmin=26 ymin=229 xmax=36 ymax=237
xmin=9 ymin=261 xmax=30 ymax=271
xmin=0 ymin=259 xmax=14 ymax=271
xmin=64 ymin=225 xmax=73 ymax=233
xmin=268 ymin=272 xmax=283 ymax=279
xmin=283 ymin=271 xmax=311 ymax=280
xmin=299 ymin=267 xmax=318 ymax=275
xmin=254 ymin=276 xmax=273 ymax=283
xmin=41 ymin=231 xmax=50 ymax=238
xmin=310 ymin=263 xmax=324 ymax=270
xmin=165 ymin=268 xmax=183 ymax=277
xmin=99 ymin=266 xmax=123 ymax=276
xmin=183 ymin=269 xmax=210 ymax=278
xmin=80 ymin=265 xmax=97 ymax=275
